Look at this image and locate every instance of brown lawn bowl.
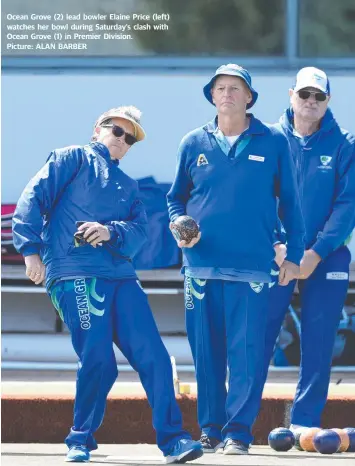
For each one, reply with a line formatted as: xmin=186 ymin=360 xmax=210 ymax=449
xmin=293 ymin=427 xmax=308 ymax=451
xmin=171 ymin=216 xmax=199 ymax=243
xmin=299 ymin=427 xmax=322 ymax=452
xmin=331 ymin=428 xmax=350 ymax=452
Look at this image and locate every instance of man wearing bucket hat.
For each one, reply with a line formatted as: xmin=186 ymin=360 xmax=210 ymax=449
xmin=12 ymin=106 xmax=203 ymax=464
xmin=167 ymin=65 xmax=305 ymax=454
xmin=261 ymin=67 xmax=355 ymax=431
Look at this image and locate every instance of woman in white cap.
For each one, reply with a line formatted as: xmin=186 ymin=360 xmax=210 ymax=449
xmin=12 ymin=105 xmax=203 ymax=464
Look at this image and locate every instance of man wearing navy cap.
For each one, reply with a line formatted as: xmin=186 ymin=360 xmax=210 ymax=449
xmin=262 ymin=67 xmax=355 ymax=431
xmin=167 ymin=64 xmax=305 ymax=454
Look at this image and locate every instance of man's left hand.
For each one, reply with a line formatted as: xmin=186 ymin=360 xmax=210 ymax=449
xmin=298 ymin=249 xmax=321 ymax=279
xmin=77 ymin=222 xmax=111 ymax=248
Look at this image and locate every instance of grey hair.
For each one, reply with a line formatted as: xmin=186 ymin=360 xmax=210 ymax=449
xmin=91 ymin=106 xmax=142 ymax=141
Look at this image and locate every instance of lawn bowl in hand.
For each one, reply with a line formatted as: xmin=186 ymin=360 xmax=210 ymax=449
xmin=171 ymin=216 xmax=199 ymax=243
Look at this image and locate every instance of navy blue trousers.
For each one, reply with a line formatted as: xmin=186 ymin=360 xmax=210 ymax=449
xmin=185 ymin=278 xmax=269 ymax=445
xmin=49 ymin=277 xmax=190 ymax=454
xmin=262 ymin=246 xmax=351 ymax=427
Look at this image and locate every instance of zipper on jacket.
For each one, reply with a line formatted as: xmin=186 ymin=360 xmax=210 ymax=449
xmin=298 ymin=137 xmax=314 ymax=215
xmin=295 ymin=142 xmax=305 ymax=210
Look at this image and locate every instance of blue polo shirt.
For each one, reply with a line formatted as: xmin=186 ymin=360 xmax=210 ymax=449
xmin=167 ymin=115 xmax=305 ymax=282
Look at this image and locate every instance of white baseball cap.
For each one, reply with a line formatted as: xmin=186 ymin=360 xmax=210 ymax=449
xmin=294 ymin=67 xmax=330 ymax=94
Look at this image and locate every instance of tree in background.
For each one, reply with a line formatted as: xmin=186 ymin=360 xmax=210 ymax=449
xmin=299 ymin=0 xmax=355 ymax=57
xmin=134 ymin=0 xmax=285 ymax=55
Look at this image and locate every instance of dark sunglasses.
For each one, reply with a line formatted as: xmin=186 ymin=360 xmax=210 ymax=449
xmin=101 ymin=124 xmax=137 ymax=146
xmin=298 ymin=90 xmax=327 ymax=102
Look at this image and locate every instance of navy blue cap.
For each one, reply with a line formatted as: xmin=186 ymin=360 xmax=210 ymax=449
xmin=203 ymin=64 xmax=258 ymax=109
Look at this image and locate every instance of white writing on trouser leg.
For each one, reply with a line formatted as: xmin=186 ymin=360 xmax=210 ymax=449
xmin=74 ymin=278 xmax=91 ymax=330
xmin=185 ymin=277 xmax=206 ymax=309
xmin=185 ymin=277 xmax=194 ymax=310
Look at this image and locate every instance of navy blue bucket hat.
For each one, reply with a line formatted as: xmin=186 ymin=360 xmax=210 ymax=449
xmin=203 ymin=63 xmax=258 ymax=109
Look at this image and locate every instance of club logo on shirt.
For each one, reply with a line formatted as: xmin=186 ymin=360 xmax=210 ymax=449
xmin=318 ymin=155 xmax=333 ymax=170
xmin=248 ymin=155 xmax=265 ymax=162
xmin=250 ymin=282 xmax=264 ymax=293
xmin=197 ymin=154 xmax=209 ymax=166
xmin=320 ymin=156 xmax=332 ymax=166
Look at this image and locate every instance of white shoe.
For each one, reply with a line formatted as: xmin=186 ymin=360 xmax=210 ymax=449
xmin=223 ymin=439 xmax=249 ymax=455
xmin=290 ymin=424 xmax=307 ymax=432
